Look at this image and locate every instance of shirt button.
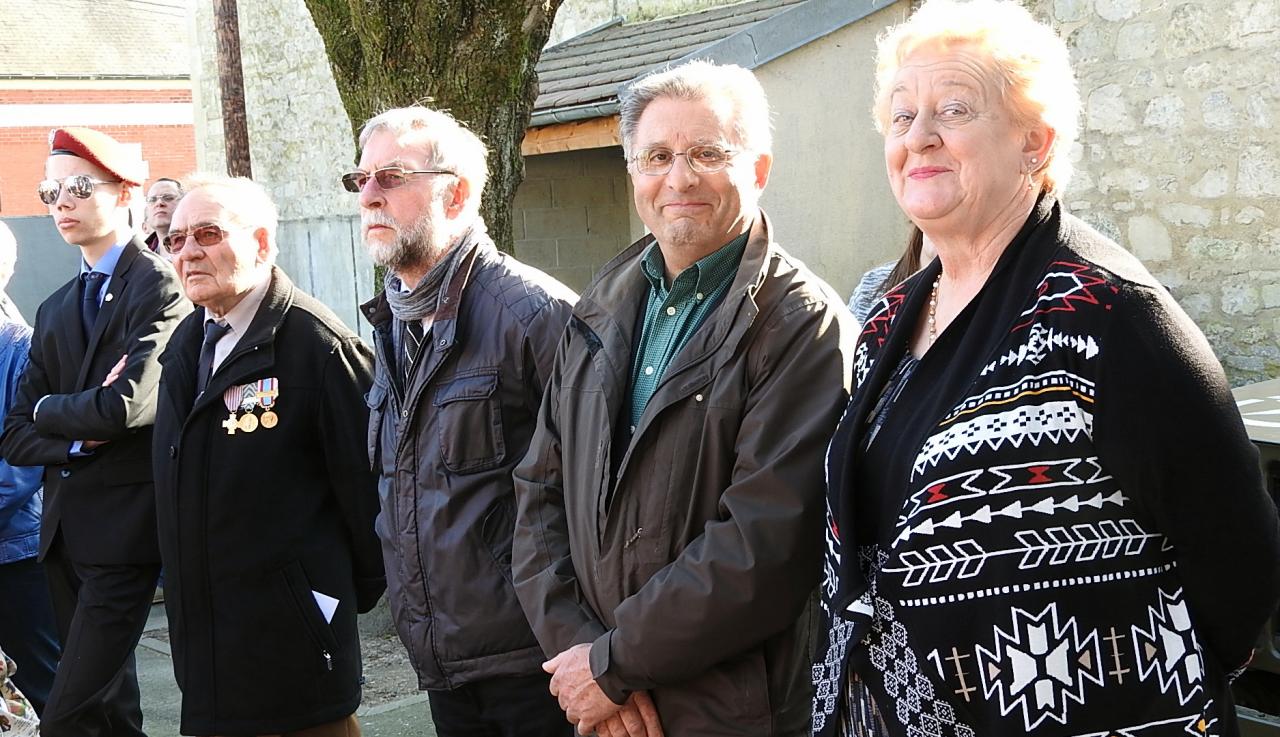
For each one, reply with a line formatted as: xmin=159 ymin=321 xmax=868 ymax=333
xmin=695 ymin=393 xmax=704 ymax=402
xmin=696 ymin=293 xmax=704 ymax=301
xmin=644 ymin=366 xmax=654 ymax=376
xmin=666 ymin=306 xmax=676 ymax=316
xmin=629 ymin=425 xmax=636 ymax=433
xmin=401 ymin=408 xmax=409 ymax=419
xmin=60 ymin=469 xmax=71 ymax=478
xmin=168 ymin=445 xmax=177 ymax=458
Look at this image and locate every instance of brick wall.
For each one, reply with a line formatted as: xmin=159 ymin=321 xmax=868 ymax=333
xmin=0 ymin=88 xmax=197 ymax=218
xmin=513 ymin=147 xmax=637 ymax=291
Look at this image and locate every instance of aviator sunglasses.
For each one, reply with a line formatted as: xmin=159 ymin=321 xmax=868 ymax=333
xmin=37 ymin=175 xmax=122 ymax=205
xmin=340 ymin=166 xmax=456 ymax=193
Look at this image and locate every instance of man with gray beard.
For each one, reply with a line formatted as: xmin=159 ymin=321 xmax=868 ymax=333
xmin=349 ymin=106 xmax=583 ymax=736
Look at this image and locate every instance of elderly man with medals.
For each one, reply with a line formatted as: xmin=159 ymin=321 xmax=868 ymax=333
xmin=150 ymin=173 xmax=385 ymax=737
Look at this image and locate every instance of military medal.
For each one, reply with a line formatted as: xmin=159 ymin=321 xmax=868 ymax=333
xmin=238 ymin=412 xmax=259 ymax=432
xmin=256 ymin=378 xmax=280 ymax=430
xmin=221 ymin=386 xmax=241 ymax=434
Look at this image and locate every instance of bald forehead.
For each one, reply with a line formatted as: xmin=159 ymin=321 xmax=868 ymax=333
xmin=170 ymin=188 xmax=226 ymax=226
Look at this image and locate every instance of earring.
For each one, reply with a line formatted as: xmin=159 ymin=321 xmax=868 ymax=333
xmin=1030 ymin=156 xmax=1039 ymax=166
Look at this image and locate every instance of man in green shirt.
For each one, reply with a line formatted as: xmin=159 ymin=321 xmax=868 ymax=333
xmin=514 ymin=61 xmax=855 ymax=736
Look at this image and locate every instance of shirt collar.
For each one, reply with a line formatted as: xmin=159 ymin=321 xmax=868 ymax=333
xmin=80 ymin=238 xmax=129 ymax=277
xmin=204 ymin=268 xmax=273 ymax=337
xmin=640 ymin=228 xmax=750 ymax=299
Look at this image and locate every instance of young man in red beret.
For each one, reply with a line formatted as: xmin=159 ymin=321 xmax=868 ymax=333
xmin=0 ymin=127 xmax=189 ymax=736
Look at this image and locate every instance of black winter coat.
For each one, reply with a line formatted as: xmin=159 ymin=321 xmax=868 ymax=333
xmin=1 ymin=236 xmax=188 ymax=564
xmin=153 ymin=267 xmax=385 ymax=736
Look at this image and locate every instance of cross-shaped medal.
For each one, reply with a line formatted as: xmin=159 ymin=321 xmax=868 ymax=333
xmin=222 ymin=413 xmax=239 ymax=435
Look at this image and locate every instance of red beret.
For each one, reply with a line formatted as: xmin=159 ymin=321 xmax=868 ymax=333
xmin=48 ymin=127 xmax=149 ymax=186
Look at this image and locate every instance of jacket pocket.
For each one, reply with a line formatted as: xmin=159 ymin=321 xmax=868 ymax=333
xmin=480 ymin=495 xmax=516 ymax=584
xmin=365 ymin=380 xmax=389 ymax=472
xmin=434 ymin=371 xmax=505 ymax=474
xmin=279 ymin=560 xmax=340 ymax=672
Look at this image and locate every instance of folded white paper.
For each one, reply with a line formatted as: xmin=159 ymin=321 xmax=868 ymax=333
xmin=312 ymin=590 xmax=339 ymax=624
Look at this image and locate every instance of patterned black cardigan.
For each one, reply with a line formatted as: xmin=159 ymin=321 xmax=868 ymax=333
xmin=813 ymin=197 xmax=1280 ymax=737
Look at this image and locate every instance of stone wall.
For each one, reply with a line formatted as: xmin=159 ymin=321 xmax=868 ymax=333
xmin=193 ymin=0 xmax=370 ymax=334
xmin=1026 ymin=0 xmax=1280 ymax=384
xmin=513 ymin=147 xmax=640 ymax=292
xmin=193 ymin=0 xmax=356 ymax=222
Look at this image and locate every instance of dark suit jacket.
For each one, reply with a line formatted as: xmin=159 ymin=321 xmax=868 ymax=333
xmin=153 ymin=266 xmax=384 ymax=735
xmin=0 ymin=235 xmax=188 ymax=564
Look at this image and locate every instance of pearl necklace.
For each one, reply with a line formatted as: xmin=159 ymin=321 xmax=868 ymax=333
xmin=928 ymin=274 xmax=940 ymax=345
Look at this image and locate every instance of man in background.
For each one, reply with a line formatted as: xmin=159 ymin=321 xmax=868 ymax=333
xmin=142 ymin=178 xmax=182 ymax=256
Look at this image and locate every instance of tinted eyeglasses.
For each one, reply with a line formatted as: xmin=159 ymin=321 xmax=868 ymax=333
xmin=37 ymin=175 xmax=122 ymax=205
xmin=146 ymin=193 xmax=181 ymax=205
xmin=340 ymin=166 xmax=456 ymax=193
xmin=162 ymin=224 xmax=231 ymax=254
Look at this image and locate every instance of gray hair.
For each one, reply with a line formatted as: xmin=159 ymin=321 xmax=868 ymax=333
xmin=358 ymin=106 xmax=489 ymax=211
xmin=179 ymin=173 xmax=279 ymax=262
xmin=619 ymin=60 xmax=773 ymax=159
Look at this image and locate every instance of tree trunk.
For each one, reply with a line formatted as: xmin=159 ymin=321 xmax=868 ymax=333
xmin=302 ymin=0 xmax=564 ymax=254
xmin=213 ymin=0 xmax=253 ymax=178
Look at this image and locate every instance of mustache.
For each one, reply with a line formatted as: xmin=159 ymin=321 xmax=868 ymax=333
xmin=362 ymin=211 xmax=397 ymax=229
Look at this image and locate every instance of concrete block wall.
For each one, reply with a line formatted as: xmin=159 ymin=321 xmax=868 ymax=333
xmin=1024 ymin=0 xmax=1280 ymax=384
xmin=513 ymin=147 xmax=638 ymax=292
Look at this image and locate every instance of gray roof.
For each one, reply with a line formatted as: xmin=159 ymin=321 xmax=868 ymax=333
xmin=531 ymin=0 xmax=897 ymax=126
xmin=0 ymin=0 xmax=189 ymax=79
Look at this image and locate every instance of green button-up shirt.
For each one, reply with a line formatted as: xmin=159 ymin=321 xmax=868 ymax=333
xmin=628 ymin=231 xmax=748 ymax=429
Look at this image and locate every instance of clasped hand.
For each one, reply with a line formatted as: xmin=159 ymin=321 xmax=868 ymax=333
xmin=544 ymin=643 xmax=663 ymax=737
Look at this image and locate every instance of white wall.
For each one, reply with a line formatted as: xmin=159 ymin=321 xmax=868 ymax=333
xmin=755 ymin=1 xmax=913 ymax=300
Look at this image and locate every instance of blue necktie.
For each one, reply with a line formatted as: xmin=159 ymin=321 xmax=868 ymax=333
xmin=80 ymin=271 xmax=107 ymax=338
xmin=197 ymin=320 xmax=232 ymax=396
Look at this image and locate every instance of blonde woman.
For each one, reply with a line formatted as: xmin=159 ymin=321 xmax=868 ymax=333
xmin=813 ymin=2 xmax=1280 ymax=735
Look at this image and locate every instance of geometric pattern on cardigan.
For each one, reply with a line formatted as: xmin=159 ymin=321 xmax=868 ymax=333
xmin=912 ymin=399 xmax=1093 ymax=479
xmin=861 ymin=548 xmax=977 ymax=737
xmin=882 ymin=517 xmax=1164 ymax=587
xmin=896 ymin=455 xmax=1111 ymax=527
xmin=973 ymin=600 xmax=1105 ymax=731
xmin=818 ymin=255 xmax=1232 ymax=737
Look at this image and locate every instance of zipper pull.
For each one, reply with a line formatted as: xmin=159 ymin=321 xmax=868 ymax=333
xmin=323 ymin=650 xmax=333 ymax=671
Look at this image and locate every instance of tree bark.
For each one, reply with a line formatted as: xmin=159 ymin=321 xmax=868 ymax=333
xmin=302 ymin=0 xmax=564 ymax=253
xmin=213 ymin=0 xmax=253 ymax=178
